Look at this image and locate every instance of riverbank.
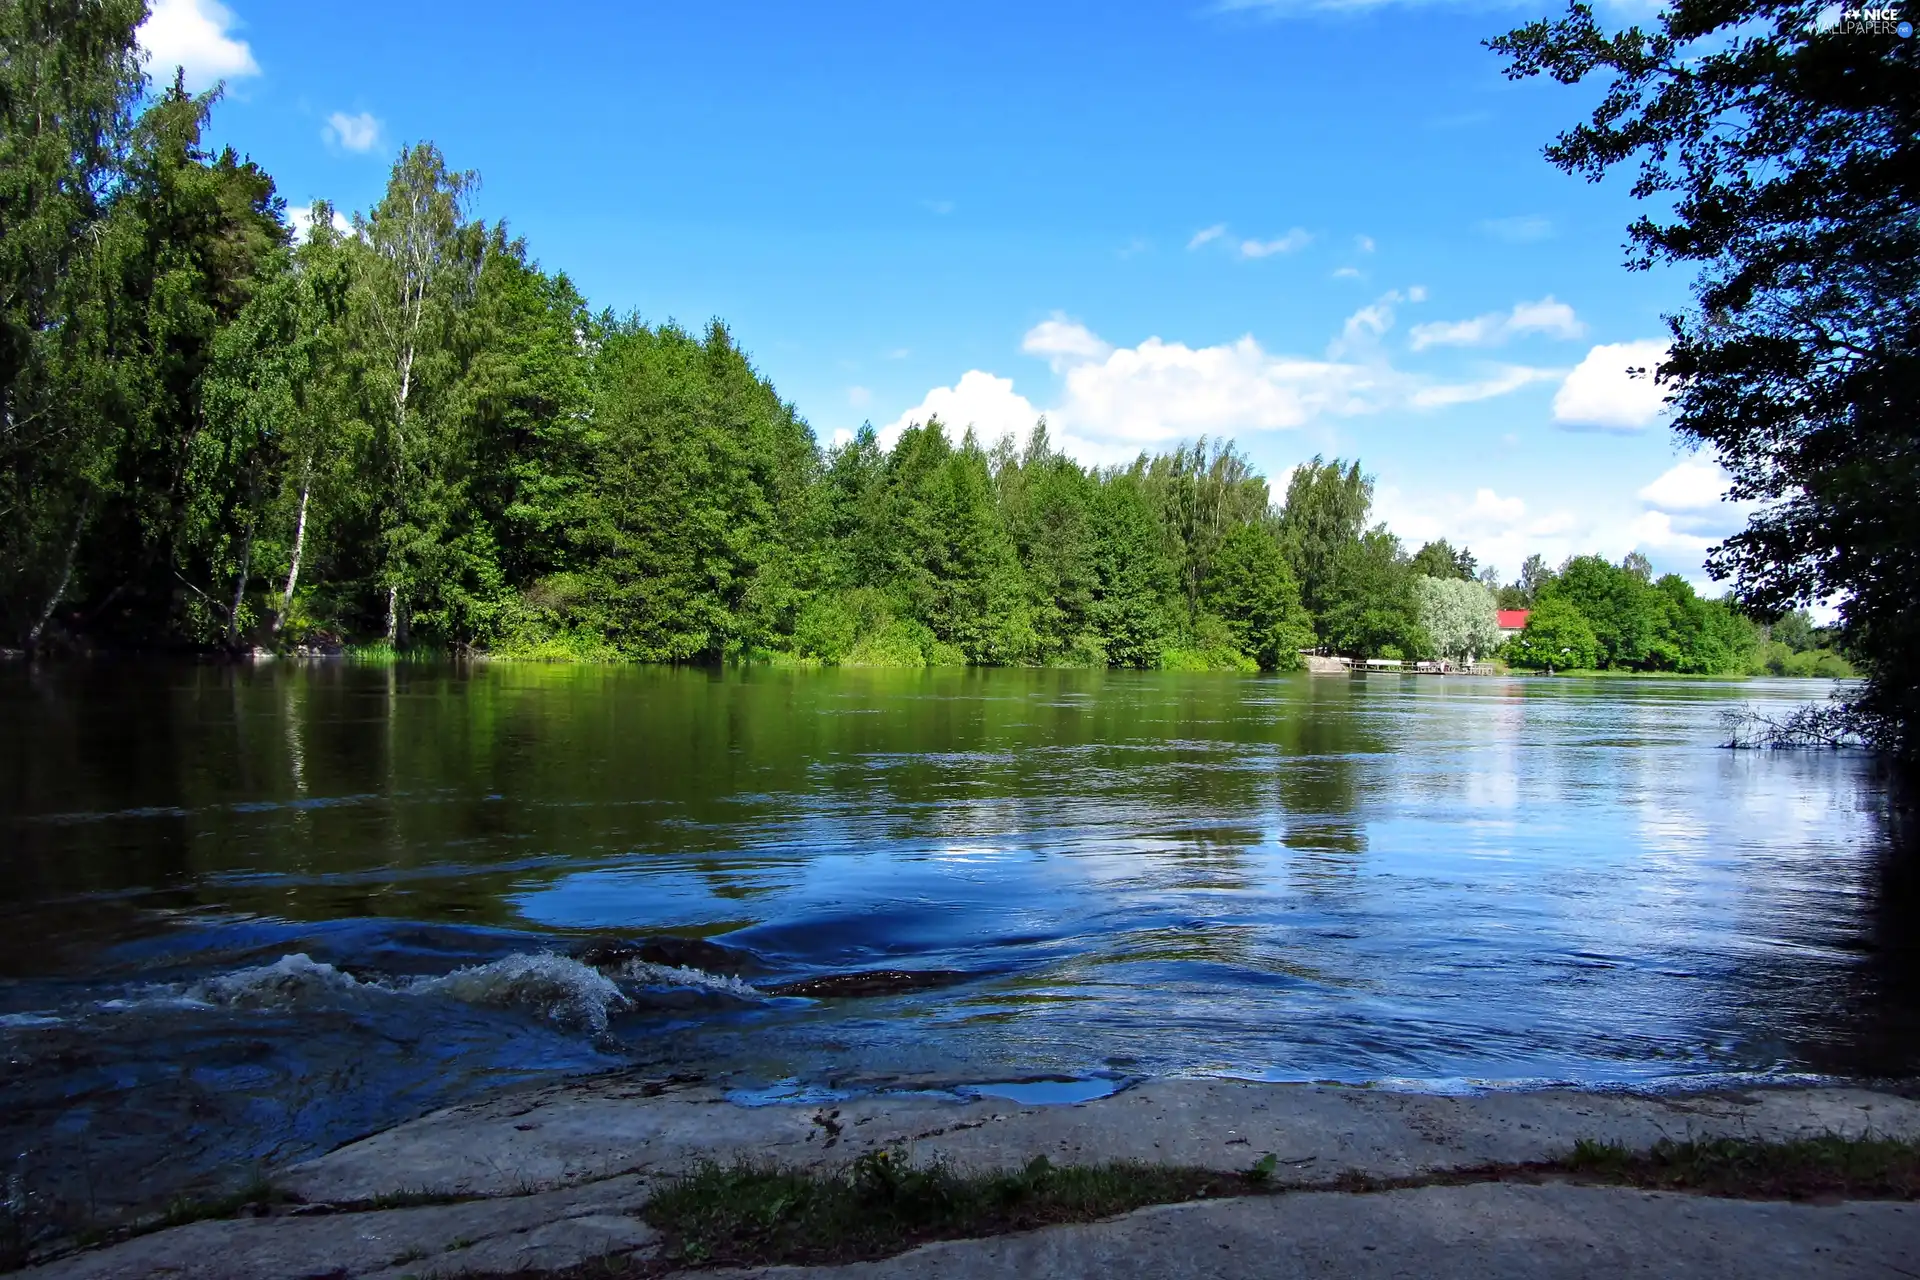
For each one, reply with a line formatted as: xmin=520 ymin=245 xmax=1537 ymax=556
xmin=18 ymin=1077 xmax=1920 ymax=1279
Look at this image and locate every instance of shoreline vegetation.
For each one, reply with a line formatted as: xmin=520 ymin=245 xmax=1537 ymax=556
xmin=0 ymin=22 xmax=1847 ymax=685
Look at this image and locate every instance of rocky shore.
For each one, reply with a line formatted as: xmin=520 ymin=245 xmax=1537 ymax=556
xmin=19 ymin=1076 xmax=1920 ymax=1279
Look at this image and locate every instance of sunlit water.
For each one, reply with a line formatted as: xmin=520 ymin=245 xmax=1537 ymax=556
xmin=2 ymin=662 xmax=1914 ymax=1222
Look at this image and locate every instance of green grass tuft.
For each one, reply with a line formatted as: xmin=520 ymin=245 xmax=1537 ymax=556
xmin=640 ymin=1149 xmax=1241 ymax=1268
xmin=1564 ymin=1134 xmax=1920 ymax=1199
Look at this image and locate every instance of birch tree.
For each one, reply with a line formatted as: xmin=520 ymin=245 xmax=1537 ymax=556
xmin=355 ymin=144 xmax=484 ymax=645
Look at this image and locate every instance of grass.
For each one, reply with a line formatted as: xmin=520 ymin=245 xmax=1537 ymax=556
xmin=154 ymin=1175 xmax=291 ymax=1231
xmin=1565 ymin=1134 xmax=1920 ymax=1200
xmin=639 ymin=1150 xmax=1253 ymax=1269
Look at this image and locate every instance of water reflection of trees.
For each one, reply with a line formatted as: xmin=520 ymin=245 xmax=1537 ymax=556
xmin=0 ymin=665 xmax=1394 ymax=972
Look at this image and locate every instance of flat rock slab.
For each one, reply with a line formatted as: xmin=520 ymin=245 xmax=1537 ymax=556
xmin=697 ymin=1183 xmax=1920 ymax=1280
xmin=282 ymin=1078 xmax=1920 ymax=1202
xmin=25 ymin=1177 xmax=657 ymax=1280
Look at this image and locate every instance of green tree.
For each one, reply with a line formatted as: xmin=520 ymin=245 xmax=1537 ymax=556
xmin=1140 ymin=438 xmax=1271 ymax=620
xmin=1509 ymin=595 xmax=1599 ymax=669
xmin=1320 ymin=529 xmax=1428 ymax=659
xmin=1410 ymin=538 xmax=1477 ymax=581
xmin=1276 ymin=456 xmax=1372 ymax=622
xmin=1202 ymin=522 xmax=1313 ymax=670
xmin=195 ymin=202 xmax=355 ymax=642
xmin=56 ymin=75 xmax=282 ymax=645
xmin=354 ymin=142 xmax=487 ymax=645
xmin=1089 ymin=471 xmax=1176 ymax=668
xmin=1493 ymin=1 xmax=1919 ymax=751
xmin=563 ymin=319 xmax=817 ymax=661
xmin=0 ymin=0 xmax=144 ymax=646
xmin=1544 ymin=554 xmax=1664 ymax=669
xmin=998 ymin=423 xmax=1103 ymax=665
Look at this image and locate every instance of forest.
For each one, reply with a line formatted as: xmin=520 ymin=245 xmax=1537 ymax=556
xmin=1 ymin=9 xmax=1780 ymax=677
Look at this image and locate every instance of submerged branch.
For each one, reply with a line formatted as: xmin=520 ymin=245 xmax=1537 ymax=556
xmin=1720 ymin=700 xmax=1868 ymax=750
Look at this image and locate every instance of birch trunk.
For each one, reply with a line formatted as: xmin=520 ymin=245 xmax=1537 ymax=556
xmin=274 ymin=479 xmax=311 ymax=635
xmin=26 ymin=497 xmax=89 ymax=651
xmin=227 ymin=521 xmax=254 ymax=648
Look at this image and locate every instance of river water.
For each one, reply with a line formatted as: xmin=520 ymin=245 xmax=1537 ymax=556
xmin=1 ymin=662 xmax=1914 ymax=1227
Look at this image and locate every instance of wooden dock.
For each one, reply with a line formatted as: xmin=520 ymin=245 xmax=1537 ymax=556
xmin=1304 ymin=654 xmax=1497 ymax=676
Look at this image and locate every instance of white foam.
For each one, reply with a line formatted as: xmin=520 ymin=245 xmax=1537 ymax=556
xmin=410 ymin=953 xmax=632 ymax=1033
xmin=0 ymin=1012 xmax=64 ymax=1028
xmin=183 ymin=953 xmax=368 ymax=1009
xmin=69 ymin=950 xmax=712 ymax=1036
xmin=611 ymin=959 xmax=763 ymax=999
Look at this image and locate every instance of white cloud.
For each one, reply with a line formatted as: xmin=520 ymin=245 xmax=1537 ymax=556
xmin=287 ymin=204 xmax=353 ymax=242
xmin=1187 ymin=224 xmax=1228 ymax=250
xmin=848 ymin=386 xmax=873 ymax=409
xmin=1409 ymin=365 xmax=1561 ymax=409
xmin=1410 ymin=296 xmax=1585 ymax=350
xmin=1332 ymin=266 xmax=1364 ymax=280
xmin=138 ymin=0 xmax=259 ymax=91
xmin=881 ymin=370 xmax=1041 ymax=451
xmin=1022 ymin=315 xmax=1115 ymax=372
xmin=1354 ymin=234 xmax=1376 ymax=254
xmin=1239 ymin=228 xmax=1312 ymax=258
xmin=1479 ymin=215 xmax=1554 ymax=243
xmin=1638 ymin=459 xmax=1729 ymax=512
xmin=1553 ymin=340 xmax=1672 ymax=431
xmin=1626 ymin=510 xmax=1716 ymax=555
xmin=324 ymin=111 xmax=384 ymax=154
xmin=885 ymin=302 xmax=1560 ymax=463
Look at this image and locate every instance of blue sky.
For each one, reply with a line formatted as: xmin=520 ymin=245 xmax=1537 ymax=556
xmin=142 ymin=0 xmax=1742 ymax=590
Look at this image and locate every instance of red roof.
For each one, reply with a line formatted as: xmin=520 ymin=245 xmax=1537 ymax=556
xmin=1497 ymin=610 xmax=1531 ymax=630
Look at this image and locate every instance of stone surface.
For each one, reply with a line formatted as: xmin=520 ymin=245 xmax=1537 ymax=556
xmin=25 ymin=1176 xmax=656 ymax=1280
xmin=694 ymin=1184 xmax=1920 ymax=1280
xmin=25 ymin=1080 xmax=1920 ymax=1280
xmin=281 ymin=1077 xmax=1920 ymax=1203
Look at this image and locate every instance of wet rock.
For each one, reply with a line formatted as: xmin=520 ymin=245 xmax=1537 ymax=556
xmin=572 ymin=935 xmax=768 ymax=977
xmin=22 ymin=1176 xmax=656 ymax=1280
xmin=764 ymin=970 xmax=974 ymax=999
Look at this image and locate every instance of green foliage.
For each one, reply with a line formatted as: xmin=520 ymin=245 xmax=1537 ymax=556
xmin=1410 ymin=538 xmax=1477 ymax=582
xmin=1494 ymin=2 xmax=1918 ymax=752
xmin=1319 ymin=529 xmax=1428 ymax=660
xmin=0 ymin=15 xmax=1795 ymax=684
xmin=643 ymin=1153 xmax=1242 ymax=1269
xmin=1276 ymin=455 xmax=1371 ymax=621
xmin=1202 ymin=523 xmax=1312 ymax=670
xmin=1509 ymin=596 xmax=1600 ymax=670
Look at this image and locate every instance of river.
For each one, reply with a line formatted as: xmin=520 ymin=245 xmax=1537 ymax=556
xmin=1 ymin=662 xmax=1913 ymax=1225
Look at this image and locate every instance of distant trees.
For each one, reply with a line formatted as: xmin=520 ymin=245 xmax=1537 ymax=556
xmin=0 ymin=8 xmax=1789 ymax=683
xmin=1500 ymin=553 xmax=1756 ymax=674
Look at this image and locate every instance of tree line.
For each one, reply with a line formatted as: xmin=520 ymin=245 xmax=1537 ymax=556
xmin=0 ymin=3 xmax=1782 ymax=681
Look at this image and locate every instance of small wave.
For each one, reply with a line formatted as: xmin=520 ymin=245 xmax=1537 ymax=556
xmin=184 ymin=952 xmax=369 ymax=1009
xmin=409 ymin=953 xmax=631 ymax=1034
xmin=0 ymin=1012 xmax=64 ymax=1029
xmin=57 ymin=950 xmax=770 ymax=1037
xmin=610 ymin=958 xmax=764 ymax=999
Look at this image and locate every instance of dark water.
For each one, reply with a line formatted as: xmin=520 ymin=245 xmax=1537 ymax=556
xmin=2 ymin=662 xmax=1915 ymax=1225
